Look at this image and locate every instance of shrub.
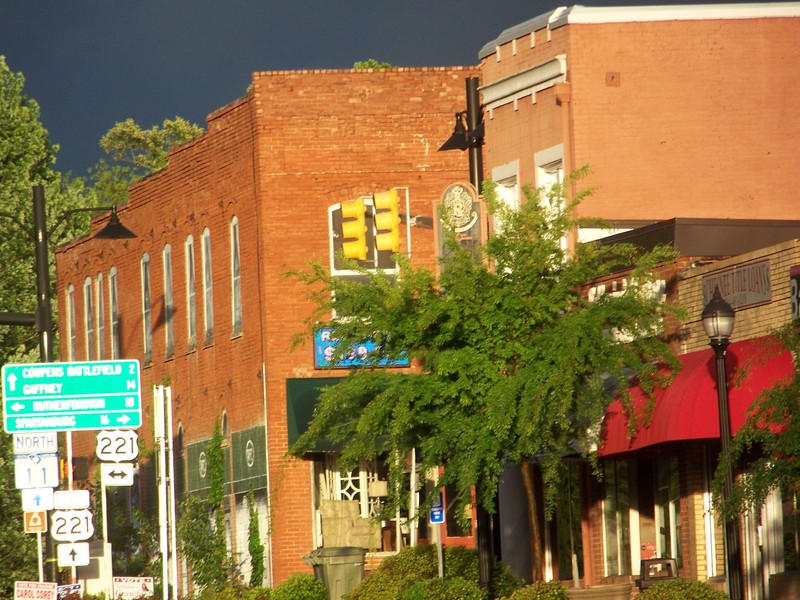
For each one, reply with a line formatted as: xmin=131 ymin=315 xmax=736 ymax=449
xmin=503 ymin=581 xmax=568 ymax=600
xmin=639 ymin=578 xmax=729 ymax=599
xmin=404 ymin=576 xmax=486 ymax=600
xmin=272 ymin=573 xmax=327 ymax=600
xmin=344 ymin=544 xmax=524 ymax=600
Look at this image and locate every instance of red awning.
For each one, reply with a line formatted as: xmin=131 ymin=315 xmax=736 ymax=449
xmin=598 ymin=336 xmax=795 ymax=457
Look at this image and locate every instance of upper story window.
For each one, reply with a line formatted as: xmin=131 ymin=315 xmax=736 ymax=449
xmin=202 ymin=227 xmax=214 ymax=346
xmin=141 ymin=253 xmax=152 ymax=365
xmin=230 ymin=216 xmax=242 ymax=337
xmin=66 ymin=284 xmax=76 ymax=361
xmin=95 ymin=273 xmax=105 ymax=360
xmin=490 ymin=160 xmax=520 ymax=236
xmin=163 ymin=244 xmax=174 ymax=359
xmin=83 ymin=277 xmax=95 ymax=361
xmin=185 ymin=235 xmax=197 ymax=352
xmin=109 ymin=267 xmax=120 ymax=359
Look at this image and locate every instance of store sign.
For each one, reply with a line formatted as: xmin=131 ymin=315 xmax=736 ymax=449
xmin=314 ymin=328 xmax=409 ymax=368
xmin=790 ymin=266 xmax=800 ymax=320
xmin=702 ymin=259 xmax=771 ymax=310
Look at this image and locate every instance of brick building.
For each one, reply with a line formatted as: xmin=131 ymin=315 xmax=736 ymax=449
xmin=54 ymin=66 xmax=478 ymax=593
xmin=479 ymin=3 xmax=800 ymax=236
xmin=476 ymin=2 xmax=800 ymax=596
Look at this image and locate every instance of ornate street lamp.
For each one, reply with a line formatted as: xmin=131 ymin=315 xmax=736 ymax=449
xmin=701 ymin=287 xmax=743 ymax=600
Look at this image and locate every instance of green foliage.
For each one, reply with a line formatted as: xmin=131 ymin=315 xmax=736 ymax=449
xmin=713 ymin=324 xmax=800 ymax=519
xmin=503 ymin=581 xmax=568 ymax=600
xmin=290 ymin=170 xmax=679 ymax=521
xmin=248 ymin=488 xmax=265 ymax=586
xmin=272 ymin=573 xmax=327 ymax=600
xmin=91 ymin=116 xmax=203 ymax=203
xmin=177 ymin=422 xmax=232 ymax=591
xmin=638 ymin=578 xmax=729 ymax=599
xmin=404 ymin=576 xmax=486 ymax=600
xmin=0 ymin=432 xmax=38 ymax=594
xmin=353 ymin=58 xmax=393 ymax=69
xmin=345 ymin=544 xmax=523 ymax=600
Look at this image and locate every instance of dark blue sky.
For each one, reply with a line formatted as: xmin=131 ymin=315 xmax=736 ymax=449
xmin=2 ymin=1 xmax=737 ymax=175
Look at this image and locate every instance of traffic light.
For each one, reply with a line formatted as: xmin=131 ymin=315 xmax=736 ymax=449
xmin=373 ymin=189 xmax=401 ymax=253
xmin=340 ymin=198 xmax=368 ymax=260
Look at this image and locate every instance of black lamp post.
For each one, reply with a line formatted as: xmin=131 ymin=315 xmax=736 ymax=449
xmin=701 ymin=287 xmax=743 ymax=600
xmin=438 ymin=77 xmax=498 ymax=594
xmin=0 ymin=185 xmax=135 ymax=582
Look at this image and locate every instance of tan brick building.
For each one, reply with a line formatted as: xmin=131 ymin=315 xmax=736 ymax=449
xmin=55 ymin=66 xmax=478 ymax=593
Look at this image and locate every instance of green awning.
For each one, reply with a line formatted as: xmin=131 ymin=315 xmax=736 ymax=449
xmin=286 ymin=377 xmax=342 ymax=452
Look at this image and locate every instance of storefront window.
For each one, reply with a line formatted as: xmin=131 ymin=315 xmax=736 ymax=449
xmin=556 ymin=461 xmax=584 ymax=581
xmin=603 ymin=460 xmax=631 ymax=576
xmin=655 ymin=458 xmax=681 ymax=565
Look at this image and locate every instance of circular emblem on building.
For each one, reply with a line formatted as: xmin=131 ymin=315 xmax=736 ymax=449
xmin=245 ymin=439 xmax=255 ymax=468
xmin=198 ymin=451 xmax=207 ymax=479
xmin=441 ymin=182 xmax=478 ymax=233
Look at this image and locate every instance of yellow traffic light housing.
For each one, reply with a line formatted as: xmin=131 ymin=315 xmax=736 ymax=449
xmin=340 ymin=198 xmax=368 ymax=260
xmin=374 ymin=189 xmax=401 ymax=253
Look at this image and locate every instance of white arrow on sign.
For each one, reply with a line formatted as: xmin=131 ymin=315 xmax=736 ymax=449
xmin=11 ymin=401 xmax=24 ymax=412
xmin=51 ymin=509 xmax=94 ymax=542
xmin=101 ymin=462 xmax=134 ymax=486
xmin=57 ymin=542 xmax=91 ymax=567
xmin=6 ymin=372 xmax=17 ymax=391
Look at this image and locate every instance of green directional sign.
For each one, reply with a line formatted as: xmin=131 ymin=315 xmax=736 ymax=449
xmin=2 ymin=360 xmax=141 ymax=433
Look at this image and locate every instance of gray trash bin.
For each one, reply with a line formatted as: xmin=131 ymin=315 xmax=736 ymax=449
xmin=303 ymin=546 xmax=367 ymax=600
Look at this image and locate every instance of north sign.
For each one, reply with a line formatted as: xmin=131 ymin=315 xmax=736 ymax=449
xmin=3 ymin=360 xmax=141 ymax=433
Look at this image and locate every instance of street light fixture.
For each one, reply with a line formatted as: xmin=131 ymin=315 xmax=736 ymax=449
xmin=701 ymin=287 xmax=743 ymax=600
xmin=0 ymin=185 xmax=136 ymax=582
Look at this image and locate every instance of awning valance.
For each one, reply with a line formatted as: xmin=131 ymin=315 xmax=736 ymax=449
xmin=286 ymin=377 xmax=342 ymax=452
xmin=598 ymin=336 xmax=794 ymax=457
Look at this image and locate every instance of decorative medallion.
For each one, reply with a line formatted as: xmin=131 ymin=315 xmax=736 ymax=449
xmin=441 ymin=182 xmax=478 ymax=233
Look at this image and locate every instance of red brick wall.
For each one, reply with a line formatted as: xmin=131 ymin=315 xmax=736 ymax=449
xmin=482 ymin=12 xmax=800 ymax=223
xmin=55 ymin=66 xmax=478 ymax=586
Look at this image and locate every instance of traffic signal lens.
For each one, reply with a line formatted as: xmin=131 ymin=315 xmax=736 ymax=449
xmin=373 ymin=189 xmax=400 ymax=253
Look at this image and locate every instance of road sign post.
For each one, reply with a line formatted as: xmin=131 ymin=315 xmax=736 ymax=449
xmin=3 ymin=360 xmax=141 ymax=433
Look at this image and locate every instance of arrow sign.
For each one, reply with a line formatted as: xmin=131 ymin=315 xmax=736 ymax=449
xmin=101 ymin=462 xmax=134 ymax=486
xmin=22 ymin=487 xmax=54 ymax=511
xmin=57 ymin=542 xmax=90 ymax=567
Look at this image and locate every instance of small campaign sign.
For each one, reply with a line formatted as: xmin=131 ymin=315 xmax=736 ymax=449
xmin=57 ymin=584 xmax=83 ymax=600
xmin=14 ymin=581 xmax=57 ymax=600
xmin=113 ymin=577 xmax=155 ymax=599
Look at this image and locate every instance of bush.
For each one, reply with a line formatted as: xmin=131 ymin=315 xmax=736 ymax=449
xmin=272 ymin=573 xmax=327 ymax=600
xmin=503 ymin=581 xmax=568 ymax=600
xmin=639 ymin=578 xmax=729 ymax=599
xmin=344 ymin=544 xmax=524 ymax=600
xmin=404 ymin=576 xmax=486 ymax=600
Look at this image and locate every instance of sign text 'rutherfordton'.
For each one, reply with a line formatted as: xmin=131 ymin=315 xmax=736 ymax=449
xmin=2 ymin=360 xmax=141 ymax=433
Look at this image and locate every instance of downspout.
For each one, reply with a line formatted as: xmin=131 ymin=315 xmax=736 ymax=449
xmin=554 ymin=82 xmax=576 ymax=252
xmin=249 ymin=88 xmax=275 ymax=587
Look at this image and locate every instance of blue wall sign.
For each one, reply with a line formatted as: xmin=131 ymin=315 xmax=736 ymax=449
xmin=314 ymin=328 xmax=409 ymax=369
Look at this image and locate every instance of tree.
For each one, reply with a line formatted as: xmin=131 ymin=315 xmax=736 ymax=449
xmin=353 ymin=59 xmax=393 ymax=69
xmin=90 ymin=117 xmax=203 ymax=204
xmin=177 ymin=422 xmax=231 ymax=591
xmin=290 ymin=172 xmax=679 ymax=580
xmin=714 ymin=323 xmax=800 ymax=522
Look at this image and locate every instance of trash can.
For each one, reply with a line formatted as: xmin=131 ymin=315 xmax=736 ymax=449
xmin=303 ymin=546 xmax=367 ymax=600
